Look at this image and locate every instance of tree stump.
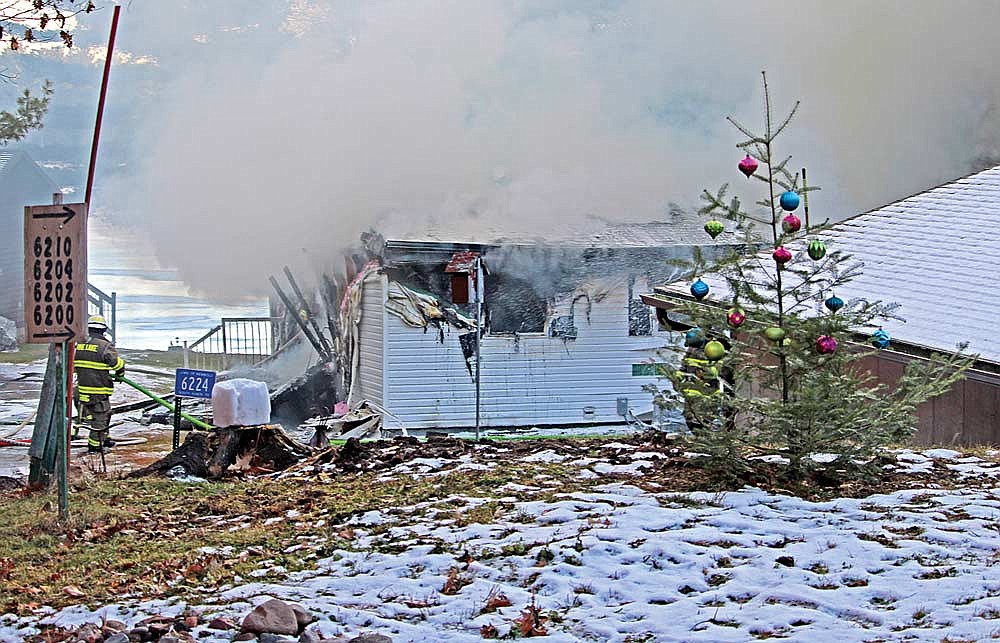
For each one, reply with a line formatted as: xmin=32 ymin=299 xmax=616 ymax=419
xmin=128 ymin=424 xmax=313 ymax=479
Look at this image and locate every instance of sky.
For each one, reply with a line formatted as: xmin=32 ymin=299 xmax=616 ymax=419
xmin=8 ymin=0 xmax=1000 ymax=297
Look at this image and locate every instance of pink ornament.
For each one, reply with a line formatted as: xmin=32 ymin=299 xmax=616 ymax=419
xmin=738 ymin=154 xmax=758 ymax=178
xmin=781 ymin=214 xmax=801 ymax=233
xmin=772 ymin=246 xmax=792 ymax=264
xmin=727 ymin=308 xmax=746 ymax=328
xmin=815 ymin=335 xmax=837 ymax=354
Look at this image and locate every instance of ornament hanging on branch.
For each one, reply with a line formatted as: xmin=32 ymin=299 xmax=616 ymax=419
xmin=871 ymin=328 xmax=891 ymax=349
xmin=782 ymin=214 xmax=801 ymax=233
xmin=824 ymin=295 xmax=844 ymax=312
xmin=704 ymin=220 xmax=725 ymax=239
xmin=815 ymin=335 xmax=837 ymax=354
xmin=738 ymin=154 xmax=758 ymax=178
xmin=685 ymin=327 xmax=707 ymax=348
xmin=779 ymin=191 xmax=800 ymax=211
xmin=690 ymin=279 xmax=710 ymax=300
xmin=772 ymin=246 xmax=792 ymax=265
xmin=807 ymin=239 xmax=827 ymax=260
xmin=727 ymin=308 xmax=746 ymax=328
xmin=764 ymin=326 xmax=786 ymax=343
xmin=704 ymin=340 xmax=726 ymax=361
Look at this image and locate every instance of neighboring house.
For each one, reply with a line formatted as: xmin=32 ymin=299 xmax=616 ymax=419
xmin=643 ymin=166 xmax=1000 ymax=445
xmin=337 ymin=221 xmax=733 ymax=431
xmin=0 ymin=150 xmax=59 ymax=327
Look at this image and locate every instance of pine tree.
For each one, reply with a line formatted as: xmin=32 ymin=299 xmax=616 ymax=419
xmin=653 ymin=72 xmax=972 ymax=479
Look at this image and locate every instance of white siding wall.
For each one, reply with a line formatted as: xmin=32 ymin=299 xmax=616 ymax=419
xmin=384 ymin=281 xmax=671 ymax=429
xmin=353 ymin=273 xmax=384 ymax=406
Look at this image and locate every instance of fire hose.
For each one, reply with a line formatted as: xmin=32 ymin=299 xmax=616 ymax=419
xmin=118 ymin=376 xmax=213 ymax=430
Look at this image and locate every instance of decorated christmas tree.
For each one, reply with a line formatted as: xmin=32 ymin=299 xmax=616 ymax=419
xmin=653 ymin=72 xmax=972 ymax=479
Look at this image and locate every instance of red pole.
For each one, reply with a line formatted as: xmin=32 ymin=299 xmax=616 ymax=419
xmin=69 ymin=4 xmax=122 ymax=445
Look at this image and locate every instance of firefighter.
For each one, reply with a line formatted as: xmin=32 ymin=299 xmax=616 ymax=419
xmin=73 ymin=315 xmax=125 ymax=453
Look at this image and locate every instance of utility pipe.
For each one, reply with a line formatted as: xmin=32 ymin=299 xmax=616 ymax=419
xmin=119 ymin=376 xmax=213 ymax=430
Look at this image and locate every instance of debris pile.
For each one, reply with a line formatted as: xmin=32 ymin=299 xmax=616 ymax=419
xmin=128 ymin=425 xmax=313 ymax=479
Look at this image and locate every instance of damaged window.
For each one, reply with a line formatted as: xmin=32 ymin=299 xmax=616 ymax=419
xmin=486 ymin=274 xmax=547 ymax=334
xmin=628 ymin=278 xmax=652 ymax=336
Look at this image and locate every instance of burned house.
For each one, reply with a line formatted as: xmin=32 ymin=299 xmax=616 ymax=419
xmin=336 ymin=222 xmax=732 ymax=432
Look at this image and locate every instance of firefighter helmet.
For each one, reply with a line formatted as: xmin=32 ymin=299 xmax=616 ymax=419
xmin=87 ymin=314 xmax=108 ymax=331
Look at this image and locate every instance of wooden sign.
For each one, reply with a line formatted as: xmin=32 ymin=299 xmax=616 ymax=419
xmin=23 ymin=203 xmax=88 ymax=343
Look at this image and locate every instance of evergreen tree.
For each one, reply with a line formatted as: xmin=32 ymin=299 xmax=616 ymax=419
xmin=653 ymin=72 xmax=972 ymax=479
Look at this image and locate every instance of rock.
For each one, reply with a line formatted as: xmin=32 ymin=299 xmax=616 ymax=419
xmin=0 ymin=315 xmax=16 ymax=352
xmin=159 ymin=637 xmax=181 ymax=643
xmin=297 ymin=630 xmax=321 ymax=643
xmin=349 ymin=635 xmax=393 ymax=643
xmin=207 ymin=617 xmax=239 ymax=630
xmin=103 ymin=620 xmax=127 ymax=632
xmin=126 ymin=625 xmax=150 ymax=642
xmin=260 ymin=634 xmax=297 ymax=643
xmin=242 ymin=599 xmax=299 ymax=636
xmin=104 ymin=634 xmax=130 ymax=643
xmin=74 ymin=623 xmax=102 ymax=643
xmin=233 ymin=633 xmax=257 ymax=642
xmin=289 ymin=603 xmax=314 ymax=628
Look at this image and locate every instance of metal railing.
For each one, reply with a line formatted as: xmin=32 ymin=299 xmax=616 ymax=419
xmin=186 ymin=317 xmax=274 ymax=371
xmin=87 ymin=283 xmax=116 ymax=342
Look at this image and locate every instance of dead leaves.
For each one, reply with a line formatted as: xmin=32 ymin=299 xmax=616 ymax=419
xmin=513 ymin=597 xmax=549 ymax=637
xmin=60 ymin=585 xmax=85 ymax=598
xmin=441 ymin=567 xmax=472 ymax=595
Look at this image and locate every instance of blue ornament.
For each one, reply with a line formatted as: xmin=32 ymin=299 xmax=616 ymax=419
xmin=779 ymin=191 xmax=800 ymax=211
xmin=690 ymin=279 xmax=710 ymax=300
xmin=871 ymin=328 xmax=891 ymax=349
xmin=825 ymin=295 xmax=845 ymax=313
xmin=685 ymin=327 xmax=707 ymax=348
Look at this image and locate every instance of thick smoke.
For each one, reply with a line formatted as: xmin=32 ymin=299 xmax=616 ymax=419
xmin=111 ymin=0 xmax=1000 ymax=296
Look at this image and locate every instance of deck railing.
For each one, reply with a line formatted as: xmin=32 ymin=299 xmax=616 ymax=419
xmin=186 ymin=316 xmax=275 ymax=371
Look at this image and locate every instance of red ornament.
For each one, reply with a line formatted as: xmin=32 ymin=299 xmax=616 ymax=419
xmin=727 ymin=308 xmax=746 ymax=328
xmin=772 ymin=246 xmax=792 ymax=264
xmin=738 ymin=154 xmax=758 ymax=178
xmin=781 ymin=214 xmax=801 ymax=233
xmin=815 ymin=335 xmax=837 ymax=354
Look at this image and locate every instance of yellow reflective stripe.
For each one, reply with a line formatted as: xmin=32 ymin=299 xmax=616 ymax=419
xmin=75 ymin=360 xmax=114 ymax=370
xmin=78 ymin=385 xmax=114 ymax=395
xmin=78 ymin=394 xmax=90 ymax=402
xmin=113 ymin=357 xmax=125 ymax=370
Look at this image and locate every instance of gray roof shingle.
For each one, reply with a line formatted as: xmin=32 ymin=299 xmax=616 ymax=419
xmin=823 ymin=166 xmax=1000 ymax=364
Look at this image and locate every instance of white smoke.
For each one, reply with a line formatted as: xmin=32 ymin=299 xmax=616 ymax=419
xmin=109 ymin=0 xmax=1000 ymax=295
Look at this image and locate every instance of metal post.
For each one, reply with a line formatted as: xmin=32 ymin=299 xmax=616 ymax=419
xmin=802 ymin=167 xmax=810 ymax=231
xmin=110 ymin=291 xmax=117 ymax=342
xmin=474 ymin=257 xmax=482 ymax=441
xmin=55 ymin=343 xmax=69 ymax=520
xmin=183 ymin=340 xmax=189 ymax=368
xmin=172 ymin=396 xmax=182 ymax=450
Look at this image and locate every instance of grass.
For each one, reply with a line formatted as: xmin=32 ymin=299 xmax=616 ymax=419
xmin=0 ymin=343 xmax=50 ymax=364
xmin=0 ymin=459 xmax=604 ymax=617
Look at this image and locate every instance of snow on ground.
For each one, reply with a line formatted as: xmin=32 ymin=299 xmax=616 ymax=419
xmin=5 ymin=449 xmax=1000 ymax=642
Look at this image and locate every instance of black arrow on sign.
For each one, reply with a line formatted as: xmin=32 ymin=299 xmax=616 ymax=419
xmin=31 ymin=326 xmax=76 ymax=340
xmin=31 ymin=206 xmax=76 ymax=225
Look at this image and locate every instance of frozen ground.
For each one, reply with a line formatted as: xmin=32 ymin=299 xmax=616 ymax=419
xmin=4 ymin=447 xmax=1000 ymax=642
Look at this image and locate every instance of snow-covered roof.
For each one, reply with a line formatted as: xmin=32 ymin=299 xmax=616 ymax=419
xmin=822 ymin=166 xmax=1000 ymax=364
xmin=647 ymin=166 xmax=1000 ymax=365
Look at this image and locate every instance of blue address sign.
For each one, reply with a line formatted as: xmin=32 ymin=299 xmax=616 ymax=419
xmin=174 ymin=368 xmax=217 ymax=399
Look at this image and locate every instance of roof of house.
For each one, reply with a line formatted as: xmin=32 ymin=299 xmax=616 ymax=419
xmin=379 ymin=211 xmax=736 ymax=248
xmin=646 ymin=166 xmax=1000 ymax=365
xmin=819 ymin=165 xmax=1000 ymax=364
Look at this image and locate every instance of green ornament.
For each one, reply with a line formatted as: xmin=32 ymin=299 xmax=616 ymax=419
xmin=704 ymin=220 xmax=725 ymax=239
xmin=808 ymin=239 xmax=827 ymax=261
xmin=764 ymin=327 xmax=786 ymax=343
xmin=704 ymin=340 xmax=726 ymax=361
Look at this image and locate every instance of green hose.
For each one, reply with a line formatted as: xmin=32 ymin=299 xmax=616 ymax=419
xmin=119 ymin=376 xmax=213 ymax=430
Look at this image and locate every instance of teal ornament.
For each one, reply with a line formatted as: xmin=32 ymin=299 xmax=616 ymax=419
xmin=690 ymin=279 xmax=710 ymax=300
xmin=825 ymin=295 xmax=845 ymax=312
xmin=871 ymin=328 xmax=891 ymax=349
xmin=685 ymin=327 xmax=707 ymax=348
xmin=779 ymin=191 xmax=800 ymax=211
